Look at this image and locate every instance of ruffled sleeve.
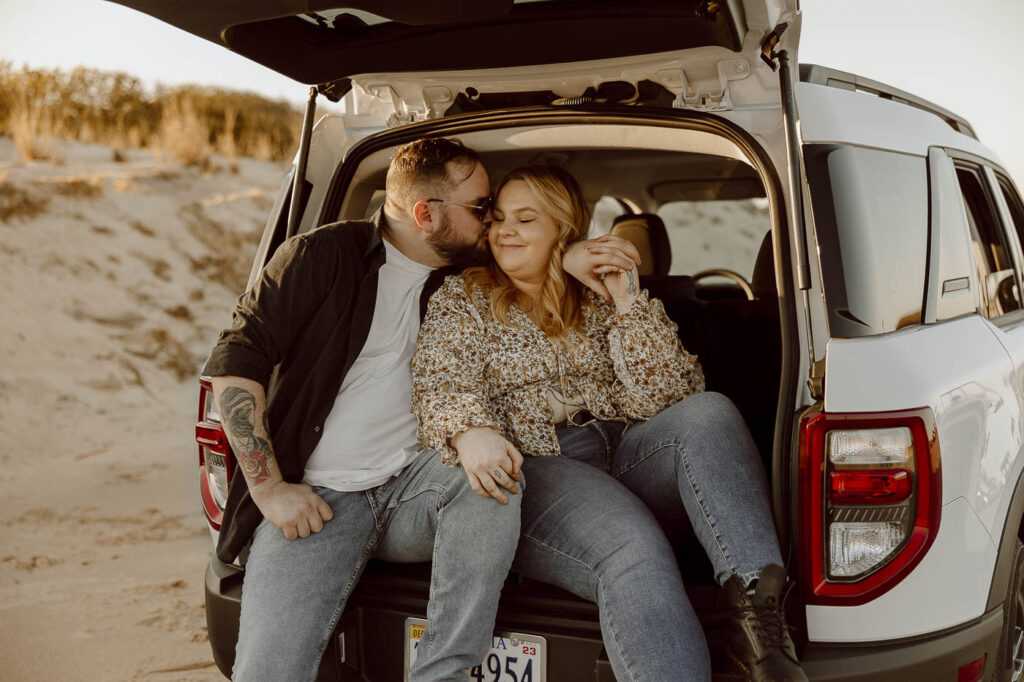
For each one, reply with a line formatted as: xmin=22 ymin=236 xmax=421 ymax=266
xmin=411 ymin=276 xmax=500 ymax=465
xmin=606 ymin=290 xmax=705 ymax=419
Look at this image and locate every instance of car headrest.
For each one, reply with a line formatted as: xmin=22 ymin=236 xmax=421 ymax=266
xmin=610 ymin=213 xmax=671 ymax=276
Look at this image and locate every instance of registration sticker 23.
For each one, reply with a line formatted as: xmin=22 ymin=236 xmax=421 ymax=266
xmin=404 ymin=617 xmax=546 ymax=681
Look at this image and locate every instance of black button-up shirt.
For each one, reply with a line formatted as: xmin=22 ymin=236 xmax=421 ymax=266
xmin=202 ymin=210 xmax=453 ymax=562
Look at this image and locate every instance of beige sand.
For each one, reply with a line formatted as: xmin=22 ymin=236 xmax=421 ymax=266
xmin=0 ymin=137 xmax=286 ymax=681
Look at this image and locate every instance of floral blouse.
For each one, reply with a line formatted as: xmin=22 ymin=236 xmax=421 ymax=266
xmin=410 ymin=275 xmax=705 ymax=464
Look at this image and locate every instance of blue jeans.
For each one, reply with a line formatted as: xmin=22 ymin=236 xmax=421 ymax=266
xmin=232 ymin=449 xmax=522 ymax=682
xmin=514 ymin=391 xmax=781 ymax=682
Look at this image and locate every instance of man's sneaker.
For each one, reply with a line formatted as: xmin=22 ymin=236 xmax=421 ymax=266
xmin=721 ymin=563 xmax=808 ymax=682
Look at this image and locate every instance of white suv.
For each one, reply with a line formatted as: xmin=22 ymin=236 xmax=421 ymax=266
xmin=111 ymin=0 xmax=1024 ymax=679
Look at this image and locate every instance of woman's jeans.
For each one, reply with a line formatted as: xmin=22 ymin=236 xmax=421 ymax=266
xmin=513 ymin=391 xmax=782 ymax=682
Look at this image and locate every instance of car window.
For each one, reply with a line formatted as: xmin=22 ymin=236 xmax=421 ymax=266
xmin=804 ymin=145 xmax=929 ymax=337
xmin=656 ymin=198 xmax=768 ymax=277
xmin=997 ymin=175 xmax=1024 ymax=247
xmin=954 ymin=165 xmax=1022 ymax=318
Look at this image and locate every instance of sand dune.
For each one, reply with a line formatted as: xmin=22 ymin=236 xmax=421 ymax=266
xmin=0 ymin=137 xmax=286 ymax=681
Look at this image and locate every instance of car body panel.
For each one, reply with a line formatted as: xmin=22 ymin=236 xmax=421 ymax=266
xmin=824 ymin=316 xmax=1018 ymax=520
xmin=796 ymin=81 xmax=1002 ymax=168
xmin=814 ymin=316 xmax=1019 ymax=639
xmin=805 ymin=496 xmax=996 ymax=642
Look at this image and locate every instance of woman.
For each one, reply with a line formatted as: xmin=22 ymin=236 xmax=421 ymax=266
xmin=412 ymin=165 xmax=805 ymax=682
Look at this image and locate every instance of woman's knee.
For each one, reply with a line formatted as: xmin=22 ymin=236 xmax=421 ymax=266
xmin=662 ymin=391 xmax=744 ymax=430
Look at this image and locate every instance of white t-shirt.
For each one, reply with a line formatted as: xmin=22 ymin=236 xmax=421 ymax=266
xmin=302 ymin=238 xmax=433 ymax=491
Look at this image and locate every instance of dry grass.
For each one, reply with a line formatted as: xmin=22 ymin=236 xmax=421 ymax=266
xmin=118 ymin=327 xmax=200 ymax=382
xmin=8 ymin=90 xmax=53 ymax=161
xmin=130 ymin=220 xmax=156 ymax=237
xmin=180 ymin=202 xmax=259 ymax=291
xmin=158 ymin=94 xmax=212 ymax=168
xmin=0 ymin=182 xmax=50 ymax=222
xmin=0 ymin=63 xmax=303 ymax=165
xmin=44 ymin=176 xmax=104 ymax=198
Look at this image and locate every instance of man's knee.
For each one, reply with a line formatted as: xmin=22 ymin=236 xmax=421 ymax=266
xmin=446 ymin=465 xmax=526 ymax=507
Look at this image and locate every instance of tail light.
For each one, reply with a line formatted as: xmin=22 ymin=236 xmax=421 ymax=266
xmin=197 ymin=377 xmax=233 ymax=529
xmin=799 ymin=407 xmax=941 ymax=605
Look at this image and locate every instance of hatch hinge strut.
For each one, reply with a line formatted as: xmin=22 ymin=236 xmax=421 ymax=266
xmin=762 ymin=22 xmax=824 ymax=399
xmin=286 ymin=86 xmax=318 ymax=239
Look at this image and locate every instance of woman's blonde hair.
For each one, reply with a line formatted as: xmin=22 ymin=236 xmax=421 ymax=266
xmin=464 ymin=165 xmax=590 ymax=340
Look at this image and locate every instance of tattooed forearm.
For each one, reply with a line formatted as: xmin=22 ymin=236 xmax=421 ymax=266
xmin=240 ymin=446 xmax=273 ymax=486
xmin=220 ymin=385 xmax=275 ymax=488
xmin=627 ymin=269 xmax=638 ymax=296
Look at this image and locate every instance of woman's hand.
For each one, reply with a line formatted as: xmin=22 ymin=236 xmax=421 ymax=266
xmin=450 ymin=427 xmax=523 ymax=505
xmin=604 ymin=264 xmax=641 ymax=314
xmin=563 ymin=235 xmax=642 ymax=301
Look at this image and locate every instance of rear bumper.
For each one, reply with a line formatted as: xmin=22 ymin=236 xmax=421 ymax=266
xmin=205 ymin=556 xmax=613 ymax=681
xmin=207 ymin=554 xmax=1004 ymax=681
xmin=800 ymin=607 xmax=1002 ymax=681
xmin=204 ymin=556 xmax=242 ymax=679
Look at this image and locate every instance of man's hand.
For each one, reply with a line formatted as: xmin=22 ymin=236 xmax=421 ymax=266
xmin=563 ymin=234 xmax=642 ymax=301
xmin=451 ymin=427 xmax=523 ymax=505
xmin=250 ymin=480 xmax=334 ymax=540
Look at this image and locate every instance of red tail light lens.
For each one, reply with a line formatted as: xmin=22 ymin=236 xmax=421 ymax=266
xmin=197 ymin=378 xmax=233 ymax=530
xmin=799 ymin=407 xmax=941 ymax=605
xmin=829 ymin=469 xmax=912 ymax=504
xmin=957 ymin=654 xmax=986 ymax=682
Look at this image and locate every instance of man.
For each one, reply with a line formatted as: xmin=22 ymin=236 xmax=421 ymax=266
xmin=204 ymin=138 xmax=645 ymax=680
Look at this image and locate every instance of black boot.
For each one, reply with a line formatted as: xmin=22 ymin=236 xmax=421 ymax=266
xmin=721 ymin=564 xmax=807 ymax=682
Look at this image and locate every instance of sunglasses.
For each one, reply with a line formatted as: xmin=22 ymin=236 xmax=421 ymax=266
xmin=426 ymin=196 xmax=493 ymax=221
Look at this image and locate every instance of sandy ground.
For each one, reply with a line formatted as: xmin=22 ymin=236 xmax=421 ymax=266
xmin=0 ymin=137 xmax=287 ymax=681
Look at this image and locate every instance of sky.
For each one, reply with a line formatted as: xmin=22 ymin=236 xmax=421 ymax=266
xmin=1 ymin=0 xmax=1022 ymax=183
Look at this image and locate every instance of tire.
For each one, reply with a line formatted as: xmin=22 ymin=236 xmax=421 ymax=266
xmin=995 ymin=538 xmax=1024 ymax=681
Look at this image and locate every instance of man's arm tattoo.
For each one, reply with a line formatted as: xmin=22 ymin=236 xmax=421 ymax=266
xmin=221 ymin=386 xmax=274 ymax=487
xmin=627 ymin=270 xmax=638 ymax=296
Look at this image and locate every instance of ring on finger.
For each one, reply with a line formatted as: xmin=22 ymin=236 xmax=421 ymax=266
xmin=492 ymin=468 xmax=503 ymax=479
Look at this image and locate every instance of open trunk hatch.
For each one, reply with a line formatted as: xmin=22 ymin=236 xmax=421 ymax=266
xmin=106 ymin=1 xmax=794 ymax=86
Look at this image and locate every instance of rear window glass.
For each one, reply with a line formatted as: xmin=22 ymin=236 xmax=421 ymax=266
xmin=805 ymin=145 xmax=929 ymax=338
xmin=998 ymin=175 xmax=1024 ymax=247
xmin=955 ymin=166 xmax=1022 ymax=318
xmin=657 ymin=199 xmax=769 ymax=277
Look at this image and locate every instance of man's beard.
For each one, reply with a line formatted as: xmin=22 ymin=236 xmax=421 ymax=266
xmin=427 ymin=211 xmax=490 ymax=268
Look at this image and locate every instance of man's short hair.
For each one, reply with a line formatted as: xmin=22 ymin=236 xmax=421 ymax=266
xmin=385 ymin=138 xmax=481 ymax=211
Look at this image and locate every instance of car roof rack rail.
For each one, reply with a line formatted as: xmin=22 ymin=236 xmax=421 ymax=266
xmin=799 ymin=63 xmax=978 ymax=140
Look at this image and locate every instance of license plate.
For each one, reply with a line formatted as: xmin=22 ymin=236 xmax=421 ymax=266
xmin=404 ymin=617 xmax=546 ymax=681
